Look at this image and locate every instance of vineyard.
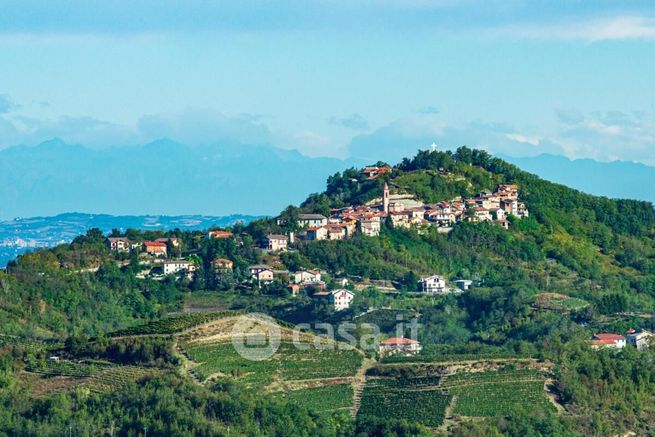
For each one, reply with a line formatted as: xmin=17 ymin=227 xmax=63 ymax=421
xmin=81 ymin=365 xmax=165 ymax=393
xmin=443 ymin=369 xmax=555 ymax=417
xmin=110 ymin=311 xmax=243 ymax=336
xmin=25 ymin=359 xmax=166 ymax=395
xmin=358 ymin=363 xmax=554 ymax=426
xmin=273 ymin=383 xmax=354 ymax=414
xmin=184 ymin=341 xmax=363 ymax=386
xmin=358 ymin=377 xmax=452 ymax=427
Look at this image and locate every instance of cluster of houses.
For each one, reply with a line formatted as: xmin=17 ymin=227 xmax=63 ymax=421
xmin=292 ymin=177 xmax=529 ymax=242
xmin=247 ymin=264 xmax=355 ymax=310
xmin=589 ymin=329 xmax=654 ymax=350
xmin=106 ymin=237 xmax=181 ymax=256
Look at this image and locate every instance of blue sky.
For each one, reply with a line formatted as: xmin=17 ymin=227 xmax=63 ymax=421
xmin=0 ymin=0 xmax=654 ymax=164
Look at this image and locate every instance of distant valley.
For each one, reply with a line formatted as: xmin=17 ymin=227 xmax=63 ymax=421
xmin=0 ymin=212 xmax=262 ymax=266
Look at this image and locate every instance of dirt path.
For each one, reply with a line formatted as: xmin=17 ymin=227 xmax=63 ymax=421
xmin=544 ymin=378 xmax=565 ymax=413
xmin=438 ymin=394 xmax=459 ymax=434
xmin=351 ymin=357 xmax=377 ymax=417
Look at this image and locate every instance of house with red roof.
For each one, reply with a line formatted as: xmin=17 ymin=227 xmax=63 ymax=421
xmin=144 ymin=241 xmax=167 ymax=257
xmin=378 ymin=337 xmax=422 ymax=356
xmin=589 ymin=333 xmax=626 ymax=349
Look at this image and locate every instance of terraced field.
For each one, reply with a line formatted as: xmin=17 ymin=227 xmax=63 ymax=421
xmin=442 ymin=368 xmax=555 ymax=417
xmin=25 ymin=360 xmax=166 ymax=396
xmin=357 ymin=363 xmax=555 ymax=427
xmin=273 ymin=383 xmax=354 ymax=414
xmin=358 ymin=377 xmax=451 ymax=427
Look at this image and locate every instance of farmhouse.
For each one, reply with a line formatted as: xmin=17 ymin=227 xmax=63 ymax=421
xmin=418 ymin=275 xmax=447 ymax=294
xmin=378 ymin=337 xmax=422 ymax=356
xmin=297 ymin=214 xmax=328 ymax=228
xmin=106 ymin=237 xmax=131 ymax=253
xmin=144 ymin=241 xmax=167 ymax=257
xmin=264 ymin=234 xmax=288 ymax=251
xmin=589 ymin=333 xmax=626 ymax=349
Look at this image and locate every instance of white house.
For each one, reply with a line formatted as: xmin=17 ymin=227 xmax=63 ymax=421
xmin=314 ymin=289 xmax=355 ymax=311
xmin=589 ymin=333 xmax=626 ymax=349
xmin=329 ymin=289 xmax=354 ymax=311
xmin=418 ymin=275 xmax=447 ymax=294
xmin=163 ymin=260 xmax=196 ymax=276
xmin=297 ymin=214 xmax=328 ymax=228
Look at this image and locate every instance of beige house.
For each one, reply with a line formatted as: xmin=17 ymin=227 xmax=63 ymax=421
xmin=307 ymin=226 xmax=328 ymax=240
xmin=293 ymin=269 xmax=322 ymax=284
xmin=360 ymin=219 xmax=381 ymax=237
xmin=265 ymin=234 xmax=288 ymax=251
xmin=213 ymin=258 xmax=234 ymax=270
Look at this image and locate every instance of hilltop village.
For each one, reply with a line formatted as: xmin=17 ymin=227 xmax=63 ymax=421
xmin=102 ymin=165 xmax=530 ymax=313
xmin=298 ymin=166 xmax=529 ymax=241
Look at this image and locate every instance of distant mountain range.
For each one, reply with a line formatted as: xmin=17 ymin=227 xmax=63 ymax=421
xmin=0 ymin=139 xmax=359 ymax=220
xmin=501 ymin=154 xmax=655 ymax=204
xmin=0 ymin=212 xmax=262 ymax=266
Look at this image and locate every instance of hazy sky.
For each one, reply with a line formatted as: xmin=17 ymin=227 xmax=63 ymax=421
xmin=1 ymin=1 xmax=654 ymax=163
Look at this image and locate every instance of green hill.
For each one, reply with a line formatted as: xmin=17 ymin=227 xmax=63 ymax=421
xmin=2 ymin=147 xmax=655 ymax=436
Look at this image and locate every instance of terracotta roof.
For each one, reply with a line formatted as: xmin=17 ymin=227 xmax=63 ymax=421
xmin=144 ymin=241 xmax=167 ymax=247
xmin=593 ymin=333 xmax=625 ymax=341
xmin=380 ymin=337 xmax=419 ymax=345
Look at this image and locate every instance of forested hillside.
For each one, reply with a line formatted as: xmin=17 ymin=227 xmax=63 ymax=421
xmin=2 ymin=148 xmax=655 ymax=436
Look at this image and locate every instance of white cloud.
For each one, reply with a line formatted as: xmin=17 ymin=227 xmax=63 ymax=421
xmin=495 ymin=15 xmax=655 ymax=42
xmin=346 ymin=109 xmax=655 ymax=165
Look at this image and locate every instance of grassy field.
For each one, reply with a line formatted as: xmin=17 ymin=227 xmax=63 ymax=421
xmin=534 ymin=292 xmax=590 ymax=312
